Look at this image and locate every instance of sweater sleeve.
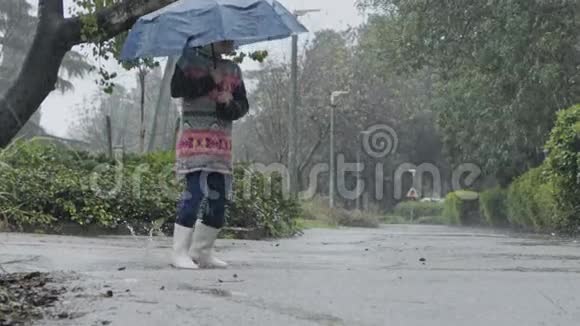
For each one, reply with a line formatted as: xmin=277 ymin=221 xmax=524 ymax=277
xmin=170 ymin=63 xmax=216 ymax=99
xmin=216 ymin=79 xmax=249 ymax=121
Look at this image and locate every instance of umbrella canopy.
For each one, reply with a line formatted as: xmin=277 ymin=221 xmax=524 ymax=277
xmin=120 ymin=0 xmax=308 ymax=60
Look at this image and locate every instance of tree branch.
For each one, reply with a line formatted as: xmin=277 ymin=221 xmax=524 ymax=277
xmin=254 ymin=123 xmax=275 ymax=157
xmin=299 ymin=122 xmax=330 ymax=171
xmin=64 ymin=0 xmax=179 ymax=45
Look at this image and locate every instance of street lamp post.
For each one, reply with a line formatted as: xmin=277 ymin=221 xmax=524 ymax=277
xmin=288 ymin=9 xmax=320 ymax=197
xmin=408 ymin=168 xmax=417 ymax=221
xmin=356 ymin=130 xmax=371 ymax=211
xmin=329 ymin=91 xmax=349 ymax=209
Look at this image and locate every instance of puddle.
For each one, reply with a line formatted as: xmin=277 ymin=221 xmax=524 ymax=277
xmin=122 ymin=278 xmax=139 ymax=284
xmin=416 ymin=267 xmax=580 ymax=274
xmin=177 ymin=283 xmax=233 ymax=297
xmin=482 ymin=253 xmax=580 ymax=261
xmin=131 ymin=300 xmax=159 ymax=305
xmin=503 ymin=240 xmax=579 ymax=247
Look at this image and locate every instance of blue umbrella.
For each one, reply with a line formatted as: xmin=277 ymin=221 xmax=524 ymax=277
xmin=120 ymin=0 xmax=308 ymax=61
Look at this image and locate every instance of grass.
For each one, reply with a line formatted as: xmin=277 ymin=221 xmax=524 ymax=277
xmin=301 ymin=198 xmax=380 ymax=229
xmin=296 ymin=218 xmax=338 ymax=230
xmin=382 ymin=214 xmax=453 ymax=226
xmin=300 ymin=198 xmax=455 ymax=229
xmin=415 ymin=216 xmax=450 ymax=225
xmin=336 ymin=210 xmax=381 ymax=228
xmin=382 ymin=215 xmax=408 ymax=224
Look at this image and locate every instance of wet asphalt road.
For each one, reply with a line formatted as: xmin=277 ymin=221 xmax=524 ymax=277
xmin=1 ymin=225 xmax=580 ymax=326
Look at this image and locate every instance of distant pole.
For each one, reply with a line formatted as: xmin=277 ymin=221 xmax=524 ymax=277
xmin=356 ymin=145 xmax=361 ymax=211
xmin=329 ymin=91 xmax=349 ymax=209
xmin=329 ymin=103 xmax=335 ymax=209
xmin=288 ymin=9 xmax=320 ymax=197
xmin=288 ymin=34 xmax=299 ymax=196
xmin=105 ymin=115 xmax=113 ymax=159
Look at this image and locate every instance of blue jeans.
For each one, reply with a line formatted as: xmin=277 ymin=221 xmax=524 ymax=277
xmin=176 ymin=171 xmax=229 ymax=229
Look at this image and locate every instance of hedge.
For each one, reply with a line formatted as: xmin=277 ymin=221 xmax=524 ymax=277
xmin=0 ymin=139 xmax=302 ymax=238
xmin=479 ymin=187 xmax=508 ymax=227
xmin=544 ymin=105 xmax=580 ymax=234
xmin=443 ymin=190 xmax=481 ymax=225
xmin=506 ymin=166 xmax=557 ymax=232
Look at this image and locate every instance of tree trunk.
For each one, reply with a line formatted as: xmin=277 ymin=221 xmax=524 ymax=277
xmin=0 ymin=0 xmax=68 ymax=147
xmin=147 ymin=56 xmax=177 ymax=152
xmin=0 ymin=0 xmax=179 ymax=148
xmin=119 ymin=102 xmax=132 ymax=149
xmin=105 ymin=115 xmax=113 ymax=158
xmin=138 ymin=68 xmax=147 ymax=153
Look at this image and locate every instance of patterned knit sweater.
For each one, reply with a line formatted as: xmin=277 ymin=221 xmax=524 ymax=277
xmin=171 ymin=49 xmax=249 ymax=175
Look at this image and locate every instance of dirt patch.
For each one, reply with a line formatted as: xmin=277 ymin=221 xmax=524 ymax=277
xmin=0 ymin=272 xmax=66 ymax=326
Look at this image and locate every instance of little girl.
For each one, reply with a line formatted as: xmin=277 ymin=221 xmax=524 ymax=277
xmin=170 ymin=40 xmax=249 ymax=269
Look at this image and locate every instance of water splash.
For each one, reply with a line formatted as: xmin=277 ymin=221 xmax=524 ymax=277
xmin=125 ymin=224 xmax=139 ymax=241
xmin=146 ymin=219 xmax=165 ymax=256
xmin=124 ymin=220 xmax=168 ymax=264
xmin=125 ymin=223 xmax=150 ymax=257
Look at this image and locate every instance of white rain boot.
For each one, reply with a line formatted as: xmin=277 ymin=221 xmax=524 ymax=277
xmin=172 ymin=224 xmax=199 ymax=269
xmin=190 ymin=220 xmax=228 ymax=269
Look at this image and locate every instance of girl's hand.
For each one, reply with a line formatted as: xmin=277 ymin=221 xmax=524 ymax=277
xmin=216 ymin=91 xmax=233 ymax=104
xmin=210 ymin=69 xmax=223 ymax=84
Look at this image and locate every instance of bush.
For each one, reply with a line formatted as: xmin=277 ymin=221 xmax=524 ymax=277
xmin=479 ymin=187 xmax=509 ymax=227
xmin=0 ymin=139 xmax=301 ymax=238
xmin=301 ymin=197 xmax=335 ymax=222
xmin=442 ymin=191 xmax=481 ymax=225
xmin=393 ymin=201 xmax=444 ymax=221
xmin=227 ymin=165 xmax=302 ymax=238
xmin=507 ymin=166 xmax=557 ymax=232
xmin=0 ymin=154 xmax=179 ymax=232
xmin=544 ymin=105 xmax=580 ymax=234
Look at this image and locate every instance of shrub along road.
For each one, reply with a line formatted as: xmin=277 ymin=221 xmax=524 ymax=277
xmin=1 ymin=225 xmax=580 ymax=326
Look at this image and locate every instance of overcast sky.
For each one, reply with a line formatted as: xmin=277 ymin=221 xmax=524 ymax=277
xmin=37 ymin=0 xmax=366 ymax=137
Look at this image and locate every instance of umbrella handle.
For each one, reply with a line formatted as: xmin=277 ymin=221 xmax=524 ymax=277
xmin=211 ymin=43 xmax=217 ymax=69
